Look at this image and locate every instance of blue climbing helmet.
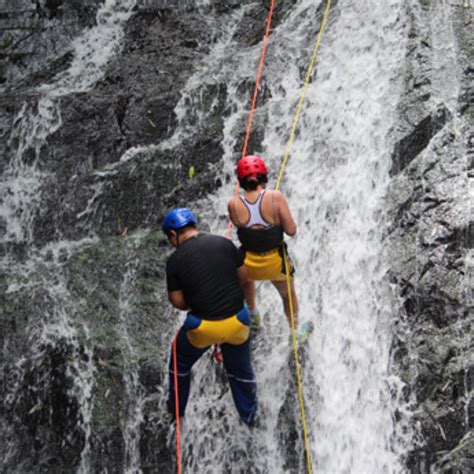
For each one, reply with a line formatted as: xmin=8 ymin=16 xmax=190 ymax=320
xmin=162 ymin=208 xmax=197 ymax=234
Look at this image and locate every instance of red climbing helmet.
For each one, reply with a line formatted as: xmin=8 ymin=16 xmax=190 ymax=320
xmin=236 ymin=155 xmax=267 ymax=181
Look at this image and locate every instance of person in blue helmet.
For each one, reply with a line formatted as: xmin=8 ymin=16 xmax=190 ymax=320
xmin=163 ymin=208 xmax=257 ymax=425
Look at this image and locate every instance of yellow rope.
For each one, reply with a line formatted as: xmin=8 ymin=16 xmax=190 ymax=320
xmin=282 ymin=245 xmax=314 ymax=474
xmin=275 ymin=0 xmax=332 ymax=191
xmin=275 ymin=1 xmax=332 ymax=473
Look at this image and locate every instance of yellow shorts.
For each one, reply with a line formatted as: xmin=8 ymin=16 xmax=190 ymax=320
xmin=185 ymin=309 xmax=250 ymax=349
xmin=244 ymin=248 xmax=295 ymax=282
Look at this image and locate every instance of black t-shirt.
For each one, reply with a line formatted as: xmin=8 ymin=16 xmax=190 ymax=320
xmin=166 ymin=233 xmax=245 ymax=320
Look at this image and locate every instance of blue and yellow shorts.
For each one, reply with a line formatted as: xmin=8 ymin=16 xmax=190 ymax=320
xmin=244 ymin=247 xmax=295 ymax=282
xmin=184 ymin=307 xmax=250 ymax=349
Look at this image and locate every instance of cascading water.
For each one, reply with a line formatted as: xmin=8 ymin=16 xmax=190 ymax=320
xmin=277 ymin=2 xmax=413 ymax=470
xmin=6 ymin=0 xmax=468 ymax=471
xmin=116 ymin=234 xmax=153 ymax=474
xmin=1 ymin=0 xmax=137 ymax=470
xmin=165 ymin=0 xmax=415 ymax=472
xmin=1 ymin=238 xmax=97 ymax=471
xmin=0 ymin=0 xmax=137 ymax=248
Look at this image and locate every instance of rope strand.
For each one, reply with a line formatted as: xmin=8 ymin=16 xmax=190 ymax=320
xmin=173 ymin=335 xmax=182 ymax=474
xmin=275 ymin=0 xmax=332 ymax=191
xmin=173 ymin=0 xmax=332 ymax=471
xmin=275 ymin=1 xmax=332 ymax=472
xmin=241 ymin=0 xmax=276 ymax=160
xmin=226 ymin=0 xmax=276 ymax=239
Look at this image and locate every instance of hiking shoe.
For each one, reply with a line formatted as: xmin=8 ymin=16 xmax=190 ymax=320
xmin=296 ymin=320 xmax=314 ymax=345
xmin=250 ymin=312 xmax=262 ymax=329
xmin=241 ymin=407 xmax=260 ymax=428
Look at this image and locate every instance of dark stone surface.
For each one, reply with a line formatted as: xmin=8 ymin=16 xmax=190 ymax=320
xmin=0 ymin=0 xmax=101 ymax=87
xmin=390 ymin=104 xmax=451 ymax=176
xmin=386 ymin=1 xmax=473 ymax=472
xmin=0 ymin=1 xmax=300 ymax=471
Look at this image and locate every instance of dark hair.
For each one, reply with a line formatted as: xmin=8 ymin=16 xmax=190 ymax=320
xmin=239 ymin=173 xmax=268 ymax=191
xmin=166 ymin=223 xmax=196 ymax=238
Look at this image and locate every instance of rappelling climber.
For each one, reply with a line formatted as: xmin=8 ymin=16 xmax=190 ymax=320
xmin=163 ymin=208 xmax=258 ymax=425
xmin=227 ymin=155 xmax=313 ymax=342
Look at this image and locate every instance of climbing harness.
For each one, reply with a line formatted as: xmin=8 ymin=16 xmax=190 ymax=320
xmin=211 ymin=344 xmax=224 ymax=363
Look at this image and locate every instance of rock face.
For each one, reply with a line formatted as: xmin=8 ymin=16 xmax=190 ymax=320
xmin=0 ymin=0 xmax=99 ymax=87
xmin=386 ymin=1 xmax=473 ymax=472
xmin=0 ymin=0 xmax=472 ymax=472
xmin=0 ymin=1 xmax=298 ymax=472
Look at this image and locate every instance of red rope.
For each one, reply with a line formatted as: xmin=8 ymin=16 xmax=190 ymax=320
xmin=241 ymin=0 xmax=275 ymax=160
xmin=226 ymin=0 xmax=276 ymax=240
xmin=173 ymin=334 xmax=182 ymax=474
xmin=174 ymin=3 xmax=277 ymax=472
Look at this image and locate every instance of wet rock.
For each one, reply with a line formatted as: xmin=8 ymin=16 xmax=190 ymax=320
xmin=390 ymin=104 xmax=451 ymax=176
xmin=431 ymin=429 xmax=474 ymax=473
xmin=0 ymin=1 xmax=311 ymax=471
xmin=0 ymin=0 xmax=100 ymax=87
xmin=0 ymin=0 xmax=471 ymax=472
xmin=1 ymin=230 xmax=172 ymax=471
xmin=0 ymin=335 xmax=86 ymax=472
xmin=387 ymin=1 xmax=472 ymax=472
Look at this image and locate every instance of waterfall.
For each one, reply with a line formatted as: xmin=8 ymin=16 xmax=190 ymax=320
xmin=0 ymin=0 xmax=137 ymax=247
xmin=165 ymin=0 xmax=415 ymax=472
xmin=1 ymin=0 xmax=137 ymax=470
xmin=1 ymin=238 xmax=97 ymax=471
xmin=6 ymin=0 xmax=466 ymax=470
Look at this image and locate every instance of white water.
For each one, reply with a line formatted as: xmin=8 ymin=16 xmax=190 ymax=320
xmin=1 ymin=1 xmax=137 ymax=471
xmin=279 ymin=2 xmax=411 ymax=471
xmin=1 ymin=0 xmax=441 ymax=471
xmin=429 ymin=0 xmax=462 ymax=113
xmin=35 ymin=248 xmax=97 ymax=474
xmin=1 ymin=238 xmax=98 ymax=471
xmin=0 ymin=0 xmax=136 ymax=246
xmin=166 ymin=1 xmax=415 ymax=472
xmin=117 ymin=239 xmax=147 ymax=474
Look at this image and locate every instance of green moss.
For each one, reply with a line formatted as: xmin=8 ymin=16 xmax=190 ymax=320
xmin=433 ymin=432 xmax=474 ymax=472
xmin=0 ymin=34 xmax=14 ymax=51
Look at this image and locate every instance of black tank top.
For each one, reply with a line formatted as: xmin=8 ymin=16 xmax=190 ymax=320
xmin=237 ymin=225 xmax=284 ymax=253
xmin=236 ymin=190 xmax=284 ymax=252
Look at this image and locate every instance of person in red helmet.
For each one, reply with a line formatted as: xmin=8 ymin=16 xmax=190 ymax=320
xmin=228 ymin=155 xmax=312 ymax=341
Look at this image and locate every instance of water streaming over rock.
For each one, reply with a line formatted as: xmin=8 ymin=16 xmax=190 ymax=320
xmin=1 ymin=0 xmax=137 ymax=248
xmin=1 ymin=1 xmax=138 ymax=471
xmin=1 ymin=0 xmax=471 ymax=472
xmin=168 ymin=1 xmax=415 ymax=472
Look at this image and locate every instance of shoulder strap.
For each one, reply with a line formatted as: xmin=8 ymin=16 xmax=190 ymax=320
xmin=257 ymin=189 xmax=266 ymax=214
xmin=240 ymin=190 xmax=272 ymax=228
